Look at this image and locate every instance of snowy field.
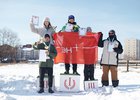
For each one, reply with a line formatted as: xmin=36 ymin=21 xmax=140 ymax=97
xmin=0 ymin=63 xmax=140 ymax=100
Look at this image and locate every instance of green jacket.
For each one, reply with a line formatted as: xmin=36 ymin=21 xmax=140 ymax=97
xmin=33 ymin=42 xmax=57 ymax=68
xmin=61 ymin=22 xmax=80 ymax=32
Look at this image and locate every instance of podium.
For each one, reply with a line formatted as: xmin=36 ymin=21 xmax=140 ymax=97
xmin=84 ymin=79 xmax=98 ymax=91
xmin=60 ymin=74 xmax=80 ymax=92
xmin=37 ymin=74 xmax=55 ymax=91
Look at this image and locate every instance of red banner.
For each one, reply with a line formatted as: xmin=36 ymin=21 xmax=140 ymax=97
xmin=53 ymin=32 xmax=100 ymax=64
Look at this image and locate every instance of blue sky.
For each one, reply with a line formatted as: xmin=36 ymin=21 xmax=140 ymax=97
xmin=0 ymin=0 xmax=140 ymax=45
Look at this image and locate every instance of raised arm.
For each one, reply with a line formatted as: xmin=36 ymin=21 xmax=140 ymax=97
xmin=98 ymin=32 xmax=104 ymax=47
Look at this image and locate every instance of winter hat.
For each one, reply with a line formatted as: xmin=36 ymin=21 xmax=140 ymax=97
xmin=44 ymin=34 xmax=50 ymax=38
xmin=68 ymin=15 xmax=75 ymax=20
xmin=108 ymin=30 xmax=116 ymax=40
xmin=87 ymin=27 xmax=92 ymax=32
xmin=109 ymin=30 xmax=115 ymax=34
xmin=44 ymin=17 xmax=50 ymax=22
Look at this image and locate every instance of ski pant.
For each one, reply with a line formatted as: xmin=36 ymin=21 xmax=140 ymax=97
xmin=84 ymin=64 xmax=95 ymax=81
xmin=65 ymin=63 xmax=77 ymax=72
xmin=101 ymin=65 xmax=119 ymax=87
xmin=39 ymin=67 xmax=53 ymax=88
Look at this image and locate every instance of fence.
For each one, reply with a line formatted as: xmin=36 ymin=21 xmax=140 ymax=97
xmin=119 ymin=60 xmax=140 ymax=72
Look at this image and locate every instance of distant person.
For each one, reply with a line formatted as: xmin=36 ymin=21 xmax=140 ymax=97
xmin=84 ymin=27 xmax=95 ymax=81
xmin=61 ymin=15 xmax=80 ymax=75
xmin=98 ymin=30 xmax=123 ymax=87
xmin=33 ymin=34 xmax=57 ymax=93
xmin=30 ymin=16 xmax=55 ymax=44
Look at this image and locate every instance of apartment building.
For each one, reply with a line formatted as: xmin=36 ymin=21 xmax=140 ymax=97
xmin=124 ymin=39 xmax=140 ymax=60
xmin=16 ymin=45 xmax=39 ymax=61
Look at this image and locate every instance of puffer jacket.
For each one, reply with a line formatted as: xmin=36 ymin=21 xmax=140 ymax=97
xmin=30 ymin=23 xmax=55 ymax=44
xmin=33 ymin=42 xmax=57 ymax=68
xmin=98 ymin=34 xmax=123 ymax=66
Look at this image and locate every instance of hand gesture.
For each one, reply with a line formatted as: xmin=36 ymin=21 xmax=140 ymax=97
xmin=98 ymin=32 xmax=103 ymax=36
xmin=30 ymin=17 xmax=33 ymax=23
xmin=45 ymin=50 xmax=49 ymax=55
xmin=44 ymin=46 xmax=49 ymax=50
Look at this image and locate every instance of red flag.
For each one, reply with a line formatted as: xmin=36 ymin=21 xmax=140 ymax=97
xmin=53 ymin=32 xmax=100 ymax=64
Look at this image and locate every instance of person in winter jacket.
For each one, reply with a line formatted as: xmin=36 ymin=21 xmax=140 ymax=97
xmin=30 ymin=17 xmax=55 ymax=44
xmin=84 ymin=27 xmax=95 ymax=81
xmin=61 ymin=15 xmax=80 ymax=32
xmin=98 ymin=30 xmax=123 ymax=87
xmin=33 ymin=34 xmax=57 ymax=93
xmin=61 ymin=15 xmax=80 ymax=75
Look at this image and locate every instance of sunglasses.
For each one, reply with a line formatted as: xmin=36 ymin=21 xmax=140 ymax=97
xmin=109 ymin=32 xmax=114 ymax=35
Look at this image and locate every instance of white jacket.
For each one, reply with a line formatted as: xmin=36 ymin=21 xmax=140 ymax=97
xmin=30 ymin=23 xmax=55 ymax=44
xmin=99 ymin=36 xmax=123 ymax=66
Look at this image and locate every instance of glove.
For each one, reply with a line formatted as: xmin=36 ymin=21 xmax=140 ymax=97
xmin=113 ymin=48 xmax=118 ymax=52
xmin=34 ymin=42 xmax=37 ymax=45
xmin=73 ymin=25 xmax=79 ymax=32
xmin=98 ymin=32 xmax=103 ymax=36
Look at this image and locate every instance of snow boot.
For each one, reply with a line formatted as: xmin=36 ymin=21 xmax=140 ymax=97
xmin=73 ymin=71 xmax=80 ymax=75
xmin=112 ymin=80 xmax=119 ymax=87
xmin=48 ymin=87 xmax=54 ymax=93
xmin=64 ymin=70 xmax=69 ymax=74
xmin=102 ymin=80 xmax=109 ymax=86
xmin=38 ymin=88 xmax=44 ymax=93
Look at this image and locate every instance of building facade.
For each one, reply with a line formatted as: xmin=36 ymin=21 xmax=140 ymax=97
xmin=124 ymin=39 xmax=140 ymax=60
xmin=16 ymin=45 xmax=39 ymax=61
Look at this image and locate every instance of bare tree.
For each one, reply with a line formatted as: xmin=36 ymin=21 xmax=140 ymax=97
xmin=0 ymin=28 xmax=20 ymax=62
xmin=0 ymin=28 xmax=20 ymax=46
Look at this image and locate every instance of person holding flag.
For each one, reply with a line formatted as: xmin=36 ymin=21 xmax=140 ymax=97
xmin=84 ymin=27 xmax=95 ymax=81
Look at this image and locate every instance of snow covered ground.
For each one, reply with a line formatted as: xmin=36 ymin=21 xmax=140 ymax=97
xmin=0 ymin=63 xmax=140 ymax=100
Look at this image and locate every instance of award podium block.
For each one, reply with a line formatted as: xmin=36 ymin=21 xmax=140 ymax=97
xmin=37 ymin=75 xmax=55 ymax=91
xmin=84 ymin=79 xmax=98 ymax=91
xmin=60 ymin=74 xmax=80 ymax=92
